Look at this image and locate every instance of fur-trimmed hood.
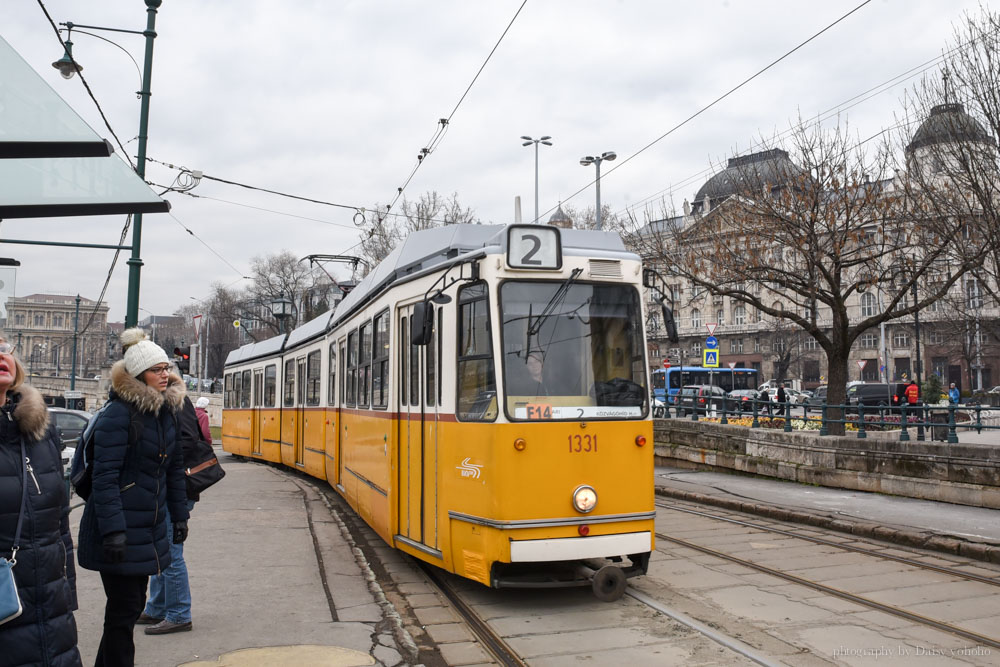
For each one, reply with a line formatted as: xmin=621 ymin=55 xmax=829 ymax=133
xmin=7 ymin=383 xmax=51 ymax=442
xmin=110 ymin=360 xmax=186 ymax=414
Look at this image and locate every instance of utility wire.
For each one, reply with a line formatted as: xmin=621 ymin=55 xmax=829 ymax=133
xmin=167 ymin=211 xmax=248 ymax=279
xmin=548 ymin=0 xmax=875 ymax=221
xmin=379 ymin=0 xmax=528 ymax=222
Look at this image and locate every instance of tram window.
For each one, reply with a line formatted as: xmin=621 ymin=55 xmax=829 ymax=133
xmin=306 ymin=350 xmax=321 ymax=406
xmin=409 ymin=319 xmax=419 ymax=407
xmin=426 ymin=309 xmax=436 ymax=407
xmin=346 ymin=330 xmax=358 ymax=406
xmin=241 ymin=370 xmax=251 ymax=408
xmin=373 ymin=311 xmax=389 ymax=408
xmin=283 ymin=359 xmax=295 ymax=407
xmin=358 ymin=322 xmax=372 ymax=407
xmin=438 ymin=308 xmax=444 ymax=405
xmin=399 ymin=317 xmax=408 ymax=406
xmin=264 ymin=365 xmax=276 ymax=407
xmin=457 ymin=283 xmax=496 ymax=421
xmin=225 ymin=373 xmax=233 ymax=408
xmin=327 ymin=343 xmax=336 ymax=406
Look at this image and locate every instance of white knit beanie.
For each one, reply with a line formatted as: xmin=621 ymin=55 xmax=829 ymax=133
xmin=196 ymin=396 xmax=210 ymax=409
xmin=121 ymin=327 xmax=169 ymax=377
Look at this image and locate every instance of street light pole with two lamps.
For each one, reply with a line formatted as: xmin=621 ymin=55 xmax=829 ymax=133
xmin=520 ymin=136 xmax=552 ymax=224
xmin=52 ymin=0 xmax=162 ymax=329
xmin=579 ymin=151 xmax=616 ymax=231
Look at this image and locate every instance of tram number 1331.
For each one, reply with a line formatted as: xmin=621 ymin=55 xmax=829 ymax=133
xmin=569 ymin=434 xmax=598 ymax=453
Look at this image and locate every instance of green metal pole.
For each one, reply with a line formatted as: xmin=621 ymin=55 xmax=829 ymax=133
xmin=71 ymin=295 xmax=80 ymax=390
xmin=125 ymin=0 xmax=161 ymax=328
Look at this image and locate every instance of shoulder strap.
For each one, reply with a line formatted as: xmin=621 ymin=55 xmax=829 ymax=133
xmin=127 ymin=403 xmax=143 ymax=447
xmin=8 ymin=439 xmax=28 ymax=562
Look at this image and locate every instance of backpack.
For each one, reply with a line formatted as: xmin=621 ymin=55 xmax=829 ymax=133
xmin=70 ymin=402 xmax=143 ymax=500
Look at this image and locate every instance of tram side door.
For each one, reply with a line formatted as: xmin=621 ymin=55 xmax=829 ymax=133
xmin=396 ymin=305 xmax=439 ymax=553
xmin=295 ymin=356 xmax=306 ymax=466
xmin=251 ymin=369 xmax=263 ymax=455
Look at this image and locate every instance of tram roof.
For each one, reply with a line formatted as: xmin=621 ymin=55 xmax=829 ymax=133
xmin=224 ymin=332 xmax=285 ymax=366
xmin=286 ymin=309 xmax=334 ymax=347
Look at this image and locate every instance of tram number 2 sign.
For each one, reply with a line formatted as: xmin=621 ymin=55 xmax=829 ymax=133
xmin=507 ymin=224 xmax=562 ymax=270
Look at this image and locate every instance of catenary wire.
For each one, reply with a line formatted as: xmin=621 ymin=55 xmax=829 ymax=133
xmin=543 ymin=0 xmax=875 ymax=221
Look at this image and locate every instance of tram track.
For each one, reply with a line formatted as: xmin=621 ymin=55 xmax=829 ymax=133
xmin=655 ymin=500 xmax=1000 ymax=651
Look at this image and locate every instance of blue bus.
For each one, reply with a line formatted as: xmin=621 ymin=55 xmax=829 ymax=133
xmin=652 ymin=366 xmax=759 ymax=405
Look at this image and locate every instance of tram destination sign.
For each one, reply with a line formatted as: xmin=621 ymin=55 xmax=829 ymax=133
xmin=507 ymin=224 xmax=562 ymax=270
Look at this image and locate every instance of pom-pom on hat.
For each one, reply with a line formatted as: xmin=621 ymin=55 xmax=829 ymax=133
xmin=121 ymin=327 xmax=169 ymax=377
xmin=196 ymin=396 xmax=210 ymax=409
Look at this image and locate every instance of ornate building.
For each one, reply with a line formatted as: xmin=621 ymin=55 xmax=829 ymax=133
xmin=4 ymin=294 xmax=112 ymax=378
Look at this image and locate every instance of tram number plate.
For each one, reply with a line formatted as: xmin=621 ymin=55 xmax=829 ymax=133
xmin=525 ymin=403 xmax=552 ymax=420
xmin=568 ymin=434 xmax=597 ymax=453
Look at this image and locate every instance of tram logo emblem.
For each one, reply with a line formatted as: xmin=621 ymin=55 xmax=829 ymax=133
xmin=457 ymin=458 xmax=483 ymax=479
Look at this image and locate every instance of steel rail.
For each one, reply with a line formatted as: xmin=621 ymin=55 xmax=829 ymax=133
xmin=415 ymin=562 xmax=528 ymax=667
xmin=655 ymin=500 xmax=1000 ymax=586
xmin=656 ymin=531 xmax=1000 ymax=650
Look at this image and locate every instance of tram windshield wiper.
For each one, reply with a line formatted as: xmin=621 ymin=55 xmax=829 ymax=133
xmin=527 ymin=268 xmax=583 ymax=338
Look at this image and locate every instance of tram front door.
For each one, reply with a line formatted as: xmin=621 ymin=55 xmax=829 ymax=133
xmin=396 ymin=305 xmax=440 ymax=557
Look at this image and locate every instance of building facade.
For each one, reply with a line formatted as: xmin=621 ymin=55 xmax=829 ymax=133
xmin=4 ymin=294 xmax=113 ymax=378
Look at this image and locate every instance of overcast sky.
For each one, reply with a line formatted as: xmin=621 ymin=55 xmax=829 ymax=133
xmin=2 ymin=0 xmax=988 ymax=324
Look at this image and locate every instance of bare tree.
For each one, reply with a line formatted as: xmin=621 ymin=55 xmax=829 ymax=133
xmin=357 ymin=191 xmax=479 ymax=266
xmin=626 ymin=120 xmax=986 ymax=434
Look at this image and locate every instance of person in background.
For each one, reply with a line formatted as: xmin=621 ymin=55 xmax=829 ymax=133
xmin=776 ymin=383 xmax=787 ymax=407
xmin=0 ymin=336 xmax=82 ymax=666
xmin=948 ymin=383 xmax=960 ymax=405
xmin=77 ymin=328 xmax=189 ymax=666
xmin=904 ymin=379 xmax=920 ymax=406
xmin=194 ymin=396 xmax=212 ymax=445
xmin=138 ymin=394 xmax=203 ymax=636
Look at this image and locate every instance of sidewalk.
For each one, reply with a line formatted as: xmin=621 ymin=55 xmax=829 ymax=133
xmin=655 ymin=465 xmax=1000 ymax=563
xmin=68 ymin=451 xmax=409 ymax=667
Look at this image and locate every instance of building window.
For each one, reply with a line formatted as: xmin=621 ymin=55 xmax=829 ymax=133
xmin=691 ymin=342 xmax=702 ymax=358
xmin=730 ymin=338 xmax=743 ymax=353
xmin=967 ymin=278 xmax=983 ymax=309
xmin=860 ymin=293 xmax=877 ymax=318
xmin=716 ymin=309 xmax=724 ymax=326
xmin=860 ymin=332 xmax=878 ymax=348
xmin=893 ymin=330 xmax=909 ymax=348
xmin=928 ymin=330 xmax=944 ymax=345
xmin=669 ymin=285 xmax=681 ymax=304
xmin=754 ymin=337 xmax=761 ymax=353
xmin=932 ymin=357 xmax=947 ymax=379
xmin=772 ymin=339 xmax=786 ymax=353
xmin=804 ymin=338 xmax=818 ymax=351
xmin=691 ymin=308 xmax=701 ymax=329
xmin=733 ymin=305 xmax=746 ymax=325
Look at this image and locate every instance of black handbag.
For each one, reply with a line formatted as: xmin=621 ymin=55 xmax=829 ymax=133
xmin=185 ymin=438 xmax=225 ymax=495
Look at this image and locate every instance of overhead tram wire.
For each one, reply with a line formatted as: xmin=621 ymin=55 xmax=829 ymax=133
xmin=535 ymin=0 xmax=875 ymax=224
xmin=378 ymin=0 xmax=528 ymax=223
xmin=618 ymin=35 xmax=988 ymax=219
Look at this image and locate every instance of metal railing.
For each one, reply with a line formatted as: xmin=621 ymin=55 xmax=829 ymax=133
xmin=654 ymin=398 xmax=999 ymax=443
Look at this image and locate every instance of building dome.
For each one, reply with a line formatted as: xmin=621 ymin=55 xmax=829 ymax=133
xmin=547 ymin=202 xmax=572 ymax=229
xmin=905 ymin=103 xmax=993 ymax=153
xmin=693 ymin=148 xmax=803 ymax=212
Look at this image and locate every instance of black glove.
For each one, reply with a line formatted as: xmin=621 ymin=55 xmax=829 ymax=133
xmin=102 ymin=532 xmax=127 ymax=563
xmin=173 ymin=520 xmax=188 ymax=544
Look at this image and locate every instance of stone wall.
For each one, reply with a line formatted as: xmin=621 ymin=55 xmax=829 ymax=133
xmin=654 ymin=419 xmax=1000 ymax=509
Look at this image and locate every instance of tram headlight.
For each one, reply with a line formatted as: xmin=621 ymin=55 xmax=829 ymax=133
xmin=572 ymin=485 xmax=597 ymax=513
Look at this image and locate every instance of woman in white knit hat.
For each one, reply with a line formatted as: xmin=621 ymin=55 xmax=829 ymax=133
xmin=77 ymin=328 xmax=190 ymax=666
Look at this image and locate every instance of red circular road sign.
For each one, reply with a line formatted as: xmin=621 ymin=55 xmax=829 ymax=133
xmin=662 ymin=360 xmax=670 ymax=369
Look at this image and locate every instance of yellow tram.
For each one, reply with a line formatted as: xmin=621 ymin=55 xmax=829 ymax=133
xmin=222 ymin=224 xmax=655 ymax=599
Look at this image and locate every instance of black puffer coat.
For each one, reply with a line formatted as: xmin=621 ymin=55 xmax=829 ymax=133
xmin=77 ymin=362 xmax=189 ymax=576
xmin=0 ymin=384 xmax=81 ymax=667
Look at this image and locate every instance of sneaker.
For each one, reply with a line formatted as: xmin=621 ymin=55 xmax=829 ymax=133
xmin=144 ymin=620 xmax=193 ymax=635
xmin=135 ymin=613 xmax=163 ymax=625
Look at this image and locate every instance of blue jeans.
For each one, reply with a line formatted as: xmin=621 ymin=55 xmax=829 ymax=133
xmin=144 ymin=500 xmax=195 ymax=623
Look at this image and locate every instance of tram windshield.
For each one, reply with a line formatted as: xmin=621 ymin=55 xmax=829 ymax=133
xmin=500 ymin=280 xmax=647 ymax=420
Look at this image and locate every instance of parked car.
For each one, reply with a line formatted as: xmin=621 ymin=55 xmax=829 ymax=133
xmin=804 ymin=385 xmax=828 ymax=413
xmin=47 ymin=406 xmax=92 ymax=451
xmin=727 ymin=389 xmax=759 ymax=413
xmin=677 ymin=385 xmax=734 ymax=416
xmin=845 ymin=382 xmax=910 ymax=411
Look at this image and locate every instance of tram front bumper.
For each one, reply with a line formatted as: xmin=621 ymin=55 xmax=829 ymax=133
xmin=509 ymin=531 xmax=651 ymax=562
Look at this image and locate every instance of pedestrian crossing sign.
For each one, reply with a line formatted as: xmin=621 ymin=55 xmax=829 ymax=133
xmin=703 ymin=349 xmax=719 ymax=368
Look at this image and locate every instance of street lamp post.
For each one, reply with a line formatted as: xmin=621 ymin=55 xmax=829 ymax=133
xmin=53 ymin=1 xmax=162 ymax=328
xmin=520 ymin=136 xmax=552 ymax=224
xmin=579 ymin=151 xmax=616 ymax=231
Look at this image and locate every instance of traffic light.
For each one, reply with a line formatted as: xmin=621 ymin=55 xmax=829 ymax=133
xmin=174 ymin=346 xmax=190 ymax=374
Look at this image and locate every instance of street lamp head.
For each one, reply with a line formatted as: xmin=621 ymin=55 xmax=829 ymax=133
xmin=602 ymin=151 xmax=617 ymax=161
xmin=520 ymin=135 xmax=532 ymax=141
xmin=539 ymin=136 xmax=551 ymax=141
xmin=522 ymin=141 xmax=533 ymax=147
xmin=580 ymin=156 xmax=595 ymax=166
xmin=541 ymin=140 xmax=553 ymax=146
xmin=52 ymin=40 xmax=83 ymax=79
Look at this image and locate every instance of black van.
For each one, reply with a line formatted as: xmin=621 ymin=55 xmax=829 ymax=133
xmin=845 ymin=382 xmax=911 ymax=410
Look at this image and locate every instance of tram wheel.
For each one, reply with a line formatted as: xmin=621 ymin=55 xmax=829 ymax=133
xmin=592 ymin=565 xmax=626 ymax=602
